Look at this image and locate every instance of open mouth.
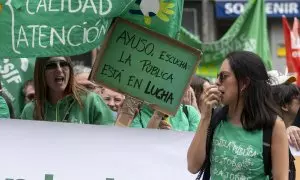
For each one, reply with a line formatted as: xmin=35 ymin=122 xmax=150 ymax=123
xmin=55 ymin=76 xmax=65 ymax=83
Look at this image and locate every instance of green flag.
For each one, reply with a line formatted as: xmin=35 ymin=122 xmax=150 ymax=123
xmin=179 ymin=0 xmax=272 ymax=78
xmin=0 ymin=0 xmax=135 ymax=58
xmin=121 ymin=0 xmax=184 ymax=38
xmin=0 ymin=58 xmax=36 ymax=117
xmin=0 ymin=0 xmax=183 ymax=58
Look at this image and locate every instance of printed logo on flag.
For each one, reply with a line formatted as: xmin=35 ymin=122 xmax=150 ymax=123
xmin=129 ymin=0 xmax=175 ymax=25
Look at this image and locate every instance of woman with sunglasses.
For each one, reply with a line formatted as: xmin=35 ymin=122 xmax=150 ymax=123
xmin=21 ymin=56 xmax=114 ymax=125
xmin=187 ymin=51 xmax=289 ymax=179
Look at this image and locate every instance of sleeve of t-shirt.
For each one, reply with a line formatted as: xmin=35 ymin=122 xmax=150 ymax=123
xmin=187 ymin=105 xmax=201 ymax=132
xmin=130 ymin=105 xmax=154 ymax=128
xmin=0 ymin=96 xmax=10 ymax=119
xmin=20 ymin=102 xmax=34 ymax=120
xmin=89 ymin=93 xmax=114 ymax=125
xmin=130 ymin=113 xmax=144 ymax=128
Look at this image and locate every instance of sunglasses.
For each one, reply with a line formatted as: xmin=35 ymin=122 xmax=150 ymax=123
xmin=217 ymin=72 xmax=230 ymax=84
xmin=45 ymin=60 xmax=70 ymax=70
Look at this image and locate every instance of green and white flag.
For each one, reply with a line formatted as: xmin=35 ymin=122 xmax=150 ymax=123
xmin=0 ymin=0 xmax=185 ymax=116
xmin=0 ymin=0 xmax=135 ymax=58
xmin=0 ymin=0 xmax=183 ymax=58
xmin=179 ymin=0 xmax=272 ymax=78
xmin=0 ymin=58 xmax=36 ymax=117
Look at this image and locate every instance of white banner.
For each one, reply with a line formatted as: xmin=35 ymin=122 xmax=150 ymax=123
xmin=0 ymin=120 xmax=196 ymax=180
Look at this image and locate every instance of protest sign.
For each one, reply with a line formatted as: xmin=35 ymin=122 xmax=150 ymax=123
xmin=0 ymin=120 xmax=195 ymax=180
xmin=90 ymin=18 xmax=201 ymax=115
xmin=1 ymin=120 xmax=300 ymax=180
xmin=0 ymin=58 xmax=36 ymax=117
xmin=0 ymin=0 xmax=184 ymax=58
xmin=0 ymin=0 xmax=135 ymax=58
xmin=179 ymin=0 xmax=272 ymax=78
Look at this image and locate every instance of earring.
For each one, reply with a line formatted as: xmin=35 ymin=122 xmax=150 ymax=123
xmin=240 ymin=88 xmax=245 ymax=95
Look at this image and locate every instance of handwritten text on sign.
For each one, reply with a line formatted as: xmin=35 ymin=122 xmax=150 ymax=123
xmin=91 ymin=18 xmax=201 ymax=115
xmin=0 ymin=0 xmax=134 ymax=58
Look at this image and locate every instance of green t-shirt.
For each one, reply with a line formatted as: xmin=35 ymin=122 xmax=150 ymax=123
xmin=0 ymin=96 xmax=10 ymax=118
xmin=130 ymin=104 xmax=200 ymax=132
xmin=20 ymin=92 xmax=114 ymax=125
xmin=211 ymin=120 xmax=267 ymax=180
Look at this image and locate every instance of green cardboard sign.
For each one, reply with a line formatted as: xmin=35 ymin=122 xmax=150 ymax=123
xmin=90 ymin=18 xmax=201 ymax=115
xmin=0 ymin=0 xmax=134 ymax=58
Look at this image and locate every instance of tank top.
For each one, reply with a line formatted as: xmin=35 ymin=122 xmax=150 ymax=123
xmin=210 ymin=120 xmax=267 ymax=180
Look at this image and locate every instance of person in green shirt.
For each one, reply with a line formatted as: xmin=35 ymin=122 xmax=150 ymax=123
xmin=21 ymin=56 xmax=114 ymax=125
xmin=114 ymin=86 xmax=200 ymax=131
xmin=187 ymin=51 xmax=289 ymax=179
xmin=0 ymin=83 xmax=14 ymax=118
xmin=0 ymin=95 xmax=10 ymax=118
xmin=130 ymin=104 xmax=200 ymax=132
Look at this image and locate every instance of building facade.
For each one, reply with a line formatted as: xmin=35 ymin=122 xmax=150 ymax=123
xmin=182 ymin=0 xmax=300 ymax=74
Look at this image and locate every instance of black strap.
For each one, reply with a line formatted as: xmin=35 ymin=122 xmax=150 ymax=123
xmin=196 ymin=106 xmax=228 ymax=180
xmin=289 ymin=150 xmax=296 ymax=180
xmin=183 ymin=105 xmax=189 ymax=119
xmin=263 ymin=124 xmax=296 ymax=180
xmin=263 ymin=126 xmax=273 ymax=178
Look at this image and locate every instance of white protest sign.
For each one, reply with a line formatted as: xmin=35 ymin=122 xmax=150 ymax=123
xmin=0 ymin=120 xmax=196 ymax=180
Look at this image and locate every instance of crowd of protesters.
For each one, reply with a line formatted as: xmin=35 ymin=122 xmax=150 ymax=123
xmin=0 ymin=50 xmax=299 ymax=179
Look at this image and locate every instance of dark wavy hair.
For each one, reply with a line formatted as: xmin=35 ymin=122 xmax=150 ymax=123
xmin=272 ymin=84 xmax=300 ymax=107
xmin=226 ymin=51 xmax=280 ymax=131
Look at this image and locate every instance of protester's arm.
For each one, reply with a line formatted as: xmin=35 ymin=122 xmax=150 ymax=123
xmin=187 ymin=115 xmax=210 ymax=173
xmin=158 ymin=119 xmax=172 ymax=130
xmin=146 ymin=111 xmax=164 ymax=129
xmin=271 ymin=118 xmax=289 ymax=179
xmin=115 ymin=95 xmax=142 ymax=127
xmin=287 ymin=126 xmax=300 ymax=150
xmin=92 ymin=93 xmax=114 ymax=125
xmin=187 ymin=85 xmax=220 ymax=174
